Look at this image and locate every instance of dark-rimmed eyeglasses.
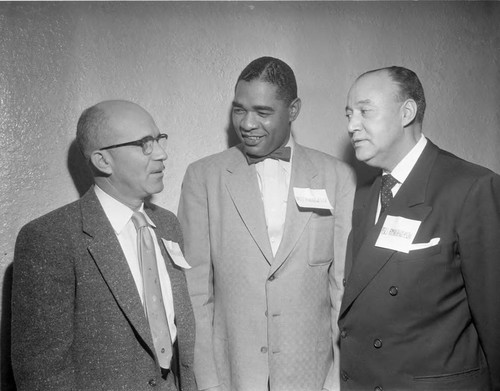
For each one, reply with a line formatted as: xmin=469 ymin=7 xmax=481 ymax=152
xmin=100 ymin=133 xmax=168 ymax=156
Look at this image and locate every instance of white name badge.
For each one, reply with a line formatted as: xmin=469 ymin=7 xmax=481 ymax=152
xmin=161 ymin=239 xmax=191 ymax=269
xmin=375 ymin=215 xmax=422 ymax=253
xmin=293 ymin=187 xmax=333 ymax=210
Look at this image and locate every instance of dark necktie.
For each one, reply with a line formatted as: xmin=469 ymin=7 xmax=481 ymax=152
xmin=131 ymin=211 xmax=173 ymax=369
xmin=246 ymin=146 xmax=291 ymax=165
xmin=380 ymin=174 xmax=399 ymax=215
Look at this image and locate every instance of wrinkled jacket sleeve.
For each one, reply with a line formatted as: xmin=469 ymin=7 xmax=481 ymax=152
xmin=178 ymin=163 xmax=221 ymax=390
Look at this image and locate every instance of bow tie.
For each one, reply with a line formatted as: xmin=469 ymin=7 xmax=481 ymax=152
xmin=246 ymin=146 xmax=292 ymax=165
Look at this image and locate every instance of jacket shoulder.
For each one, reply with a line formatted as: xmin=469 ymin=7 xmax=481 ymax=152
xmin=436 ymin=148 xmax=498 ymax=180
xmin=186 ymin=146 xmax=243 ymax=171
xmin=299 ymin=144 xmax=355 ymax=176
xmin=19 ymin=199 xmax=82 ymax=235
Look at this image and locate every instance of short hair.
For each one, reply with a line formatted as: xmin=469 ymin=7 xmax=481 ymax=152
xmin=76 ymin=104 xmax=108 ymax=160
xmin=362 ymin=66 xmax=426 ymax=125
xmin=236 ymin=56 xmax=298 ymax=105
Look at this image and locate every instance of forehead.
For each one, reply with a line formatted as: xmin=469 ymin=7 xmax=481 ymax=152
xmin=234 ymin=80 xmax=281 ymax=105
xmin=106 ymin=105 xmax=158 ymax=141
xmin=348 ymin=72 xmax=399 ymax=106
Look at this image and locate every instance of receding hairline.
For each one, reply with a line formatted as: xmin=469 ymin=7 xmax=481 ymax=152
xmin=351 ymin=70 xmax=403 ymax=102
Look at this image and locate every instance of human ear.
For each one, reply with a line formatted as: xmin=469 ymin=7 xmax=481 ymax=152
xmin=90 ymin=150 xmax=113 ymax=175
xmin=289 ymin=98 xmax=301 ymax=122
xmin=402 ymin=99 xmax=417 ymax=127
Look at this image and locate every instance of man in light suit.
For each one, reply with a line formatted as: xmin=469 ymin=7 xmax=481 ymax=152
xmin=11 ymin=100 xmax=196 ymax=390
xmin=339 ymin=66 xmax=500 ymax=390
xmin=178 ymin=57 xmax=356 ymax=391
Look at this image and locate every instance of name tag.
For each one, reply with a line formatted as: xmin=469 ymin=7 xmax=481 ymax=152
xmin=161 ymin=239 xmax=191 ymax=269
xmin=375 ymin=215 xmax=422 ymax=253
xmin=293 ymin=187 xmax=333 ymax=210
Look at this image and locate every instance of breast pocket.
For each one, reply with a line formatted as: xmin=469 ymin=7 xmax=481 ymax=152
xmin=307 ymin=213 xmax=335 ymax=266
xmin=401 ymin=243 xmax=442 ymax=261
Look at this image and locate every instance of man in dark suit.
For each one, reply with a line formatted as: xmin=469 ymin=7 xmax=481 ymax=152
xmin=339 ymin=66 xmax=500 ymax=390
xmin=178 ymin=57 xmax=355 ymax=391
xmin=11 ymin=100 xmax=196 ymax=390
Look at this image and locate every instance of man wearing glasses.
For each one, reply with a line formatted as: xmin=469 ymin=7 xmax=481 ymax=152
xmin=11 ymin=100 xmax=196 ymax=391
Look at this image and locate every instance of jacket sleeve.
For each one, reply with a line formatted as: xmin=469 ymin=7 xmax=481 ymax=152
xmin=323 ymin=163 xmax=356 ymax=391
xmin=178 ymin=163 xmax=221 ymax=390
xmin=11 ymin=221 xmax=77 ymax=390
xmin=458 ymin=172 xmax=500 ymax=390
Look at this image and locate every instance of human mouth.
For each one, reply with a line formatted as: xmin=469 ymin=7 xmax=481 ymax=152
xmin=242 ymin=134 xmax=264 ymax=146
xmin=151 ymin=167 xmax=164 ymax=176
xmin=351 ymin=138 xmax=367 ymax=148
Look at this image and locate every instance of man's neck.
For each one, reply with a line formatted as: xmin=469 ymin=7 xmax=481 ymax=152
xmin=94 ymin=178 xmax=142 ymax=210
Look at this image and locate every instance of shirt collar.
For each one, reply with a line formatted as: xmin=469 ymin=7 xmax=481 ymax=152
xmin=94 ymin=185 xmax=156 ymax=234
xmin=386 ymin=134 xmax=427 ymax=184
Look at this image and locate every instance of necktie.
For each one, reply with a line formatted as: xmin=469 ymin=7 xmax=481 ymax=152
xmin=131 ymin=211 xmax=172 ymax=368
xmin=380 ymin=174 xmax=399 ymax=215
xmin=246 ymin=146 xmax=291 ymax=165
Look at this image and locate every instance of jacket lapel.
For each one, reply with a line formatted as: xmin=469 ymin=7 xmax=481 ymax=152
xmin=80 ymin=188 xmax=154 ymax=353
xmin=271 ymin=144 xmax=317 ymax=275
xmin=225 ymin=146 xmax=274 ymax=265
xmin=340 ymin=141 xmax=439 ymax=317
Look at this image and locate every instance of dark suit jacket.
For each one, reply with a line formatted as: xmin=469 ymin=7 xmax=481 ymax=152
xmin=11 ymin=187 xmax=196 ymax=391
xmin=339 ymin=140 xmax=500 ymax=390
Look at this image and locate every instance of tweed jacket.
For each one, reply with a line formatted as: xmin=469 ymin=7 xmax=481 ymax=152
xmin=339 ymin=140 xmax=500 ymax=390
xmin=178 ymin=143 xmax=356 ymax=391
xmin=11 ymin=187 xmax=196 ymax=391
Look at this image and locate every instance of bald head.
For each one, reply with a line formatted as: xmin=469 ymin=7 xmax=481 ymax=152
xmin=76 ymin=100 xmax=167 ymax=207
xmin=76 ymin=100 xmax=154 ymax=161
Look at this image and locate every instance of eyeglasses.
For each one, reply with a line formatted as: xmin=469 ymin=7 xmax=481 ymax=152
xmin=100 ymin=133 xmax=168 ymax=156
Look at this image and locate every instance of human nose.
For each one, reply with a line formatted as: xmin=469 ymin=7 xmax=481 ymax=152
xmin=347 ymin=113 xmax=362 ymax=135
xmin=240 ymin=112 xmax=258 ymax=131
xmin=151 ymin=140 xmax=168 ymax=161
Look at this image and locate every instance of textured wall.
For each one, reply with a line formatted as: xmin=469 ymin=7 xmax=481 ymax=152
xmin=1 ymin=1 xmax=499 ymax=388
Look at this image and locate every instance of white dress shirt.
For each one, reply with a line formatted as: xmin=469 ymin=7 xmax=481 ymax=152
xmin=94 ymin=185 xmax=177 ymax=342
xmin=255 ymin=137 xmax=294 ymax=256
xmin=376 ymin=134 xmax=428 ymax=223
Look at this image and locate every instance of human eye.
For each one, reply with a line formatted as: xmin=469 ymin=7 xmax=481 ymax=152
xmin=140 ymin=136 xmax=154 ymax=152
xmin=345 ymin=110 xmax=353 ymax=119
xmin=232 ymin=106 xmax=245 ymax=115
xmin=258 ymin=111 xmax=272 ymax=118
xmin=360 ymin=107 xmax=372 ymax=117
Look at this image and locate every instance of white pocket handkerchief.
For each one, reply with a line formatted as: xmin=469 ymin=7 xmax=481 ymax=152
xmin=161 ymin=239 xmax=191 ymax=269
xmin=408 ymin=237 xmax=440 ymax=252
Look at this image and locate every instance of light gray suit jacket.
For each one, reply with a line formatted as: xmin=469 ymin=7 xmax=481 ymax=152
xmin=11 ymin=187 xmax=196 ymax=391
xmin=178 ymin=143 xmax=355 ymax=391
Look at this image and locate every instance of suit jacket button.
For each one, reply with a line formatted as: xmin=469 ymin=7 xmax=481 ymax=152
xmin=342 ymin=278 xmax=346 ymax=287
xmin=148 ymin=378 xmax=157 ymax=387
xmin=261 ymin=346 xmax=268 ymax=353
xmin=389 ymin=286 xmax=398 ymax=296
xmin=373 ymin=339 xmax=382 ymax=349
xmin=340 ymin=329 xmax=347 ymax=338
xmin=341 ymin=370 xmax=349 ymax=381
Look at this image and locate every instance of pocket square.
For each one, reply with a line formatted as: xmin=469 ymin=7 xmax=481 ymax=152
xmin=408 ymin=237 xmax=440 ymax=252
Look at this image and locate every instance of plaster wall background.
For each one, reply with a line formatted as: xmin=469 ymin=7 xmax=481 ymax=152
xmin=1 ymin=2 xmax=499 ymax=388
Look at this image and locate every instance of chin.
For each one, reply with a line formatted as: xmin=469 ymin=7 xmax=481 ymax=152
xmin=148 ymin=184 xmax=164 ymax=196
xmin=355 ymin=150 xmax=375 ymax=165
xmin=243 ymin=146 xmax=263 ymax=157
